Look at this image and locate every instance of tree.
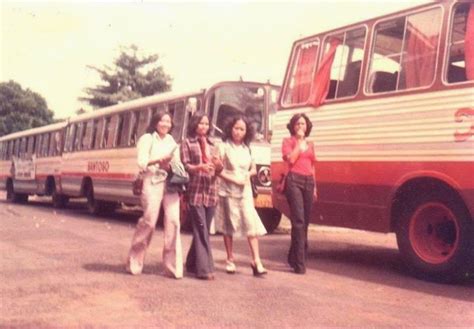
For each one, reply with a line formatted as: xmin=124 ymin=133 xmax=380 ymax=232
xmin=80 ymin=45 xmax=172 ymax=109
xmin=0 ymin=80 xmax=54 ymax=137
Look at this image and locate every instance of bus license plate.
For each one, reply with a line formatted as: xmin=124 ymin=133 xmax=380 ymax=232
xmin=254 ymin=194 xmax=273 ymax=208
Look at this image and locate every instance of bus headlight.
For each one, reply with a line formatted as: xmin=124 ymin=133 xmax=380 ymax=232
xmin=257 ymin=166 xmax=271 ymax=187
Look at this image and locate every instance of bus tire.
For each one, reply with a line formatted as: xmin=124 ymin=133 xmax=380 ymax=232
xmin=52 ymin=185 xmax=68 ymax=208
xmin=257 ymin=208 xmax=282 ymax=234
xmin=6 ymin=181 xmax=28 ymax=204
xmin=396 ymin=191 xmax=474 ymax=282
xmin=85 ymin=184 xmax=103 ymax=215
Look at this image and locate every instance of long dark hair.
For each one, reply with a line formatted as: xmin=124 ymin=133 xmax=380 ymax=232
xmin=146 ymin=111 xmax=173 ymax=134
xmin=187 ymin=111 xmax=209 ymax=138
xmin=286 ymin=113 xmax=313 ymax=137
xmin=222 ymin=114 xmax=254 ymax=147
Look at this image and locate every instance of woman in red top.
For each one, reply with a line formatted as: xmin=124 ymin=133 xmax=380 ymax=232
xmin=281 ymin=113 xmax=317 ymax=274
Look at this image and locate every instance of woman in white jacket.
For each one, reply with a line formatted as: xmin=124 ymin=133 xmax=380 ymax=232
xmin=126 ymin=111 xmax=183 ymax=279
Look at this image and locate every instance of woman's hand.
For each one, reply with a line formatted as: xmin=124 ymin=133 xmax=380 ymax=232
xmin=211 ymin=156 xmax=223 ymax=174
xmin=148 ymin=155 xmax=172 ymax=168
xmin=313 ymin=188 xmax=318 ymax=202
xmin=199 ymin=163 xmax=215 ymax=174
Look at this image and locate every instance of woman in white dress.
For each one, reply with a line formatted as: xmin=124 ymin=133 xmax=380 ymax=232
xmin=215 ymin=115 xmax=267 ymax=276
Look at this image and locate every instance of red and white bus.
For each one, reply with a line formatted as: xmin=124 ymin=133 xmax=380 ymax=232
xmin=0 ymin=81 xmax=282 ymax=232
xmin=271 ymin=0 xmax=473 ymax=280
xmin=0 ymin=121 xmax=68 ymax=206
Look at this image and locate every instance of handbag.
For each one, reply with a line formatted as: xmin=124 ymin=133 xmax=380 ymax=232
xmin=132 ymin=174 xmax=144 ymax=196
xmin=166 ymin=161 xmax=189 ymax=193
xmin=132 ymin=133 xmax=152 ymax=196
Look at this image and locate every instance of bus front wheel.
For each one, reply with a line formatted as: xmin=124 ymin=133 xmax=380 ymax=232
xmin=6 ymin=182 xmax=28 ymax=204
xmin=257 ymin=208 xmax=282 ymax=234
xmin=396 ymin=192 xmax=474 ymax=282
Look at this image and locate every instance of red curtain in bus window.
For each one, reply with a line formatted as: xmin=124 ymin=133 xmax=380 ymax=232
xmin=465 ymin=4 xmax=474 ymax=80
xmin=292 ymin=44 xmax=318 ymax=104
xmin=405 ymin=21 xmax=438 ymax=88
xmin=308 ymin=39 xmax=340 ymax=107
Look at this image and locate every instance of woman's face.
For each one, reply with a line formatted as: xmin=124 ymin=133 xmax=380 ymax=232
xmin=156 ymin=114 xmax=172 ymax=135
xmin=293 ymin=117 xmax=307 ymax=137
xmin=231 ymin=119 xmax=247 ymax=144
xmin=196 ymin=116 xmax=210 ymax=137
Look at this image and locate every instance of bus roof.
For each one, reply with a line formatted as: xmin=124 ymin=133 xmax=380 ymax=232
xmin=69 ymin=80 xmax=280 ymax=124
xmin=68 ymin=89 xmax=205 ymax=124
xmin=0 ymin=121 xmax=68 ymax=142
xmin=291 ymin=0 xmax=437 ymax=45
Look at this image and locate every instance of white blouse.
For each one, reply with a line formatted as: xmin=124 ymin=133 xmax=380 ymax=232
xmin=136 ymin=132 xmax=179 ymax=178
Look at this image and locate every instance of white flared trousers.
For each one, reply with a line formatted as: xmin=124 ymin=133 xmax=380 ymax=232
xmin=128 ymin=177 xmax=183 ymax=278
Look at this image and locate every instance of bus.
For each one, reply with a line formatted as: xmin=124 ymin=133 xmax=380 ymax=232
xmin=0 ymin=121 xmax=68 ymax=206
xmin=0 ymin=80 xmax=282 ymax=232
xmin=271 ymin=0 xmax=473 ymax=281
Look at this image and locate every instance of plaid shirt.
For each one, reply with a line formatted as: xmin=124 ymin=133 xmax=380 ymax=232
xmin=180 ymin=137 xmax=218 ymax=207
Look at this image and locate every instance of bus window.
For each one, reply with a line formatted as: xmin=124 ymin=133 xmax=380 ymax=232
xmin=107 ymin=115 xmax=119 ymax=148
xmin=41 ymin=133 xmax=50 ymax=157
xmin=446 ymin=3 xmax=474 ymax=83
xmin=168 ymin=100 xmax=185 ymax=142
xmin=54 ymin=131 xmax=63 ymax=155
xmin=115 ymin=113 xmax=126 ymax=147
xmin=93 ymin=119 xmax=104 ymax=150
xmin=20 ymin=138 xmax=27 ymax=158
xmin=208 ymin=85 xmax=265 ymax=141
xmin=102 ymin=117 xmax=112 ymax=149
xmin=64 ymin=124 xmax=76 ymax=153
xmin=27 ymin=136 xmax=35 ymax=156
xmin=73 ymin=123 xmax=84 ymax=151
xmin=90 ymin=120 xmax=98 ymax=150
xmin=49 ymin=131 xmax=57 ymax=156
xmin=282 ymin=39 xmax=319 ymax=106
xmin=186 ymin=97 xmax=200 ymax=116
xmin=129 ymin=111 xmax=139 ymax=146
xmin=137 ymin=108 xmax=151 ymax=140
xmin=152 ymin=104 xmax=167 ymax=117
xmin=35 ymin=135 xmax=42 ymax=156
xmin=324 ymin=27 xmax=366 ymax=99
xmin=13 ymin=139 xmax=19 ymax=157
xmin=368 ymin=7 xmax=442 ymax=93
xmin=81 ymin=121 xmax=92 ymax=151
xmin=118 ymin=112 xmax=132 ymax=147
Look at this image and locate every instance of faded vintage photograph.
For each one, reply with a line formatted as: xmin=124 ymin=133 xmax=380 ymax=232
xmin=1 ymin=0 xmax=473 ymax=327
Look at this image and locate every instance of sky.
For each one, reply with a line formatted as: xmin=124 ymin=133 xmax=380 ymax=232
xmin=1 ymin=0 xmax=430 ymax=120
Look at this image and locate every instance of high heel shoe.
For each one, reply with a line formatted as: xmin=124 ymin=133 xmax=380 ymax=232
xmin=225 ymin=260 xmax=236 ymax=274
xmin=250 ymin=262 xmax=267 ymax=276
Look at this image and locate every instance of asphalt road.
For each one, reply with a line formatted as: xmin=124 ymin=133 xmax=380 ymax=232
xmin=1 ymin=196 xmax=473 ymax=328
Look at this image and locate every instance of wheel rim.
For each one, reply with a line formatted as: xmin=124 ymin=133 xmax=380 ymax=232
xmin=408 ymin=202 xmax=459 ymax=264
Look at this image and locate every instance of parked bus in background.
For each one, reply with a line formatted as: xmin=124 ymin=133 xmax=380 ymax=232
xmin=271 ymin=0 xmax=473 ymax=281
xmin=0 ymin=81 xmax=281 ymax=232
xmin=0 ymin=121 xmax=68 ymax=206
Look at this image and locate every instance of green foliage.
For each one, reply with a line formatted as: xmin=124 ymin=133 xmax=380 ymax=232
xmin=0 ymin=80 xmax=54 ymax=137
xmin=80 ymin=45 xmax=172 ymax=109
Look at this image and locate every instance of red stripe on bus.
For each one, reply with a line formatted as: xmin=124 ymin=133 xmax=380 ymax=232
xmin=272 ymin=160 xmax=474 ymax=189
xmin=61 ymin=172 xmax=136 ymax=180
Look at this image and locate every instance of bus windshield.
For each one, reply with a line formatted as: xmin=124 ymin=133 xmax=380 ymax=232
xmin=207 ymin=84 xmax=266 ymax=141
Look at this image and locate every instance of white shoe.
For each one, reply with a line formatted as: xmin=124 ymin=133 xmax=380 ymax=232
xmin=128 ymin=258 xmax=142 ymax=275
xmin=225 ymin=260 xmax=236 ymax=274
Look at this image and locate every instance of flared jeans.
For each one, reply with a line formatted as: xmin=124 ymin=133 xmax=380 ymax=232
xmin=128 ymin=177 xmax=183 ymax=278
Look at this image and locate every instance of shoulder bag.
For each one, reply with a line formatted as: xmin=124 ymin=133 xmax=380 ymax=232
xmin=132 ymin=133 xmax=152 ymax=196
xmin=166 ymin=161 xmax=189 ymax=194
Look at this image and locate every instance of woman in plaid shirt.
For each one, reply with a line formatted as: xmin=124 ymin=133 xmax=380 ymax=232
xmin=180 ymin=112 xmax=222 ymax=280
